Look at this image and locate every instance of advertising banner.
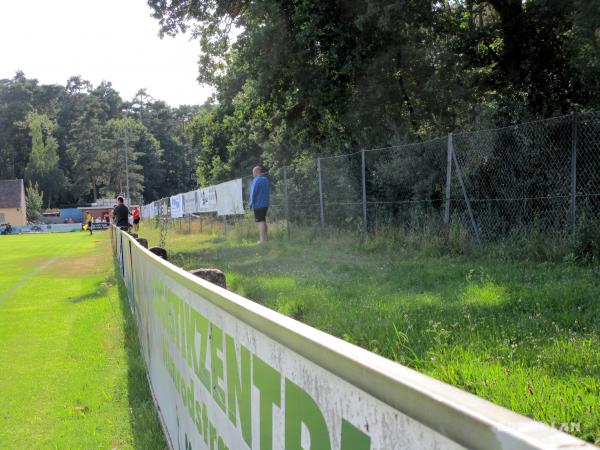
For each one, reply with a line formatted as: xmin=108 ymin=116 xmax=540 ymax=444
xmin=170 ymin=194 xmax=184 ymax=218
xmin=143 ymin=202 xmax=155 ymax=220
xmin=112 ymin=228 xmax=590 ymax=450
xmin=196 ymin=187 xmax=217 ymax=213
xmin=215 ymin=179 xmax=244 ymax=216
xmin=182 ymin=191 xmax=198 ymax=215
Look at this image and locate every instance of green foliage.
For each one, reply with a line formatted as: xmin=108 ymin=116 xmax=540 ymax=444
xmin=0 ymin=72 xmax=201 ymax=206
xmin=147 ymin=1 xmax=600 ymax=190
xmin=24 ymin=112 xmax=66 ymax=207
xmin=573 ymin=213 xmax=600 ymax=262
xmin=25 ymin=182 xmax=43 ymax=222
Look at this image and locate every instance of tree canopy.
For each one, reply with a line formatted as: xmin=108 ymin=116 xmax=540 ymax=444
xmin=149 ymin=0 xmax=600 ymax=184
xmin=0 ymin=73 xmax=201 ymax=207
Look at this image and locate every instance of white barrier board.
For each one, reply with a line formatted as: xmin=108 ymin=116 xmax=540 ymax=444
xmin=113 ymin=228 xmax=592 ymax=450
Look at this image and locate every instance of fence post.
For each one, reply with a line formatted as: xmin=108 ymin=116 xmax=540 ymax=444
xmin=283 ymin=166 xmax=290 ymax=240
xmin=452 ymin=148 xmax=481 ymax=242
xmin=571 ymin=112 xmax=578 ymax=231
xmin=444 ymin=133 xmax=453 ymax=224
xmin=317 ymin=157 xmax=325 ymax=230
xmin=361 ymin=150 xmax=368 ymax=233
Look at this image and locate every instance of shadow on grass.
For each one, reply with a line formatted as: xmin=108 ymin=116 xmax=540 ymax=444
xmin=66 ymin=282 xmax=110 ymax=303
xmin=111 ymin=259 xmax=168 ymax=450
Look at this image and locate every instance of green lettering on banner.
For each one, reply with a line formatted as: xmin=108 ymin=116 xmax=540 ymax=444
xmin=178 ymin=296 xmax=185 ymax=355
xmin=201 ymin=399 xmax=209 ymax=444
xmin=194 ymin=398 xmax=204 ymax=440
xmin=210 ymin=323 xmax=227 ymax=413
xmin=340 ymin=419 xmax=371 ymax=450
xmin=184 ymin=308 xmax=211 ymax=390
xmin=225 ymin=334 xmax=252 ymax=447
xmin=209 ymin=421 xmax=217 ymax=450
xmin=184 ymin=303 xmax=194 ymax=368
xmin=253 ymin=355 xmax=281 ymax=450
xmin=152 ymin=280 xmax=167 ymax=328
xmin=166 ymin=291 xmax=177 ymax=346
xmin=218 ymin=436 xmax=229 ymax=450
xmin=285 ymin=378 xmax=332 ymax=450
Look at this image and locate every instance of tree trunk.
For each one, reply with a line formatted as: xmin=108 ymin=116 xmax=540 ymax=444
xmin=487 ymin=0 xmax=525 ymax=86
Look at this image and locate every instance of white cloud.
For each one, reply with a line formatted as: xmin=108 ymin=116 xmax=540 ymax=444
xmin=0 ymin=0 xmax=213 ymax=106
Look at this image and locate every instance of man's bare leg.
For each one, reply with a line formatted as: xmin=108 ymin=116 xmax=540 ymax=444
xmin=258 ymin=221 xmax=268 ymax=242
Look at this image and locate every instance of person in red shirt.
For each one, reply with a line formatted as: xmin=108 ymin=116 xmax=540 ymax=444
xmin=132 ymin=206 xmax=140 ymax=232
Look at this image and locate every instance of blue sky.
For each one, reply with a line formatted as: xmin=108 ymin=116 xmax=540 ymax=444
xmin=0 ymin=0 xmax=213 ymax=106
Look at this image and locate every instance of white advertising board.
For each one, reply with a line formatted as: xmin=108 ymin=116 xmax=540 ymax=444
xmin=112 ymin=228 xmax=592 ymax=450
xmin=197 ymin=187 xmax=218 ymax=213
xmin=170 ymin=194 xmax=184 ymax=218
xmin=215 ymin=179 xmax=244 ymax=216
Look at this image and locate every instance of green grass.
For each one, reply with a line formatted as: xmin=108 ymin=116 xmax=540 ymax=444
xmin=144 ymin=220 xmax=600 ymax=444
xmin=0 ymin=231 xmax=166 ymax=449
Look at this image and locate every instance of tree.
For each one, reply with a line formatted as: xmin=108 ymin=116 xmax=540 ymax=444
xmin=67 ymin=97 xmax=110 ymax=202
xmin=24 ymin=112 xmax=66 ymax=207
xmin=25 ymin=182 xmax=44 ymax=222
xmin=103 ymin=117 xmax=164 ymax=202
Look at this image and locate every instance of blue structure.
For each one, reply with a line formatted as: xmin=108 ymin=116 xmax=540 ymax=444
xmin=59 ymin=207 xmax=83 ymax=223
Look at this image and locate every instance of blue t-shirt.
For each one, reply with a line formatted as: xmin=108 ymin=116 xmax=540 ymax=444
xmin=249 ymin=175 xmax=270 ymax=209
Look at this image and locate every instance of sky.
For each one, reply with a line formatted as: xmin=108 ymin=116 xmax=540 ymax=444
xmin=0 ymin=0 xmax=213 ymax=106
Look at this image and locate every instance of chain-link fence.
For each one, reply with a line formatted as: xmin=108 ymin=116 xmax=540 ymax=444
xmin=151 ymin=112 xmax=600 ymax=244
xmin=257 ymin=112 xmax=599 ymax=241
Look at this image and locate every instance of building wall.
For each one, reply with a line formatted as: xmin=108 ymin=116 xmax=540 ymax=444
xmin=0 ymin=207 xmax=26 ymax=226
xmin=60 ymin=208 xmax=84 ymax=222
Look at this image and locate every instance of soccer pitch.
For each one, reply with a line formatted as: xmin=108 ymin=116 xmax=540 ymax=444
xmin=0 ymin=232 xmax=165 ymax=449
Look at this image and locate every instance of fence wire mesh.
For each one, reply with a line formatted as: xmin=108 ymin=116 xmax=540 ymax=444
xmin=155 ymin=113 xmax=600 ymax=243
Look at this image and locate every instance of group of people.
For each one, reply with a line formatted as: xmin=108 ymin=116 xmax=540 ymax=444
xmin=0 ymin=223 xmax=12 ymax=235
xmin=84 ymin=197 xmax=140 ymax=235
xmin=84 ymin=166 xmax=269 ymax=242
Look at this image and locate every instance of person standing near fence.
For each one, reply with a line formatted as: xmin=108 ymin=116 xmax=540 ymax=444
xmin=113 ymin=196 xmax=130 ymax=231
xmin=249 ymin=166 xmax=270 ymax=242
xmin=132 ymin=206 xmax=140 ymax=232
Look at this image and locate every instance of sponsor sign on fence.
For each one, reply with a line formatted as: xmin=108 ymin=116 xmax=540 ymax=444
xmin=171 ymin=194 xmax=185 ymax=218
xmin=12 ymin=223 xmax=83 ymax=234
xmin=112 ymin=227 xmax=591 ymax=450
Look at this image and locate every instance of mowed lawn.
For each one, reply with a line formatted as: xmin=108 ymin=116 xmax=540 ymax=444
xmin=144 ymin=223 xmax=600 ymax=444
xmin=0 ymin=232 xmax=165 ymax=449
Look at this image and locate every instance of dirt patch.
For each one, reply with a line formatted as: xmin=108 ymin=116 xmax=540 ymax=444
xmin=49 ymin=251 xmax=109 ymax=278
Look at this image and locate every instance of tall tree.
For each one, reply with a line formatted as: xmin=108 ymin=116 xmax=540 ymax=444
xmin=24 ymin=112 xmax=66 ymax=207
xmin=67 ymin=97 xmax=110 ymax=202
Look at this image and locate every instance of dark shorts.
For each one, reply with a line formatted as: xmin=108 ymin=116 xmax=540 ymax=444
xmin=133 ymin=218 xmax=140 ymax=224
xmin=254 ymin=208 xmax=268 ymax=223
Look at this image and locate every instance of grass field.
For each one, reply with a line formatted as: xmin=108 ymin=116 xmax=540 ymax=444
xmin=144 ymin=220 xmax=600 ymax=444
xmin=0 ymin=231 xmax=166 ymax=449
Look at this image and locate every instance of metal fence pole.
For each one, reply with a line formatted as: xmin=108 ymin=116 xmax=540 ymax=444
xmin=361 ymin=150 xmax=368 ymax=233
xmin=317 ymin=157 xmax=325 ymax=230
xmin=571 ymin=112 xmax=578 ymax=231
xmin=283 ymin=166 xmax=290 ymax=240
xmin=452 ymin=148 xmax=481 ymax=242
xmin=444 ymin=133 xmax=453 ymax=224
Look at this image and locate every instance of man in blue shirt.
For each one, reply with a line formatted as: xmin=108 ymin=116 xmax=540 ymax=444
xmin=249 ymin=166 xmax=270 ymax=242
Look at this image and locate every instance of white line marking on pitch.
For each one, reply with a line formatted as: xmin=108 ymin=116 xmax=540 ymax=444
xmin=0 ymin=240 xmax=76 ymax=303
